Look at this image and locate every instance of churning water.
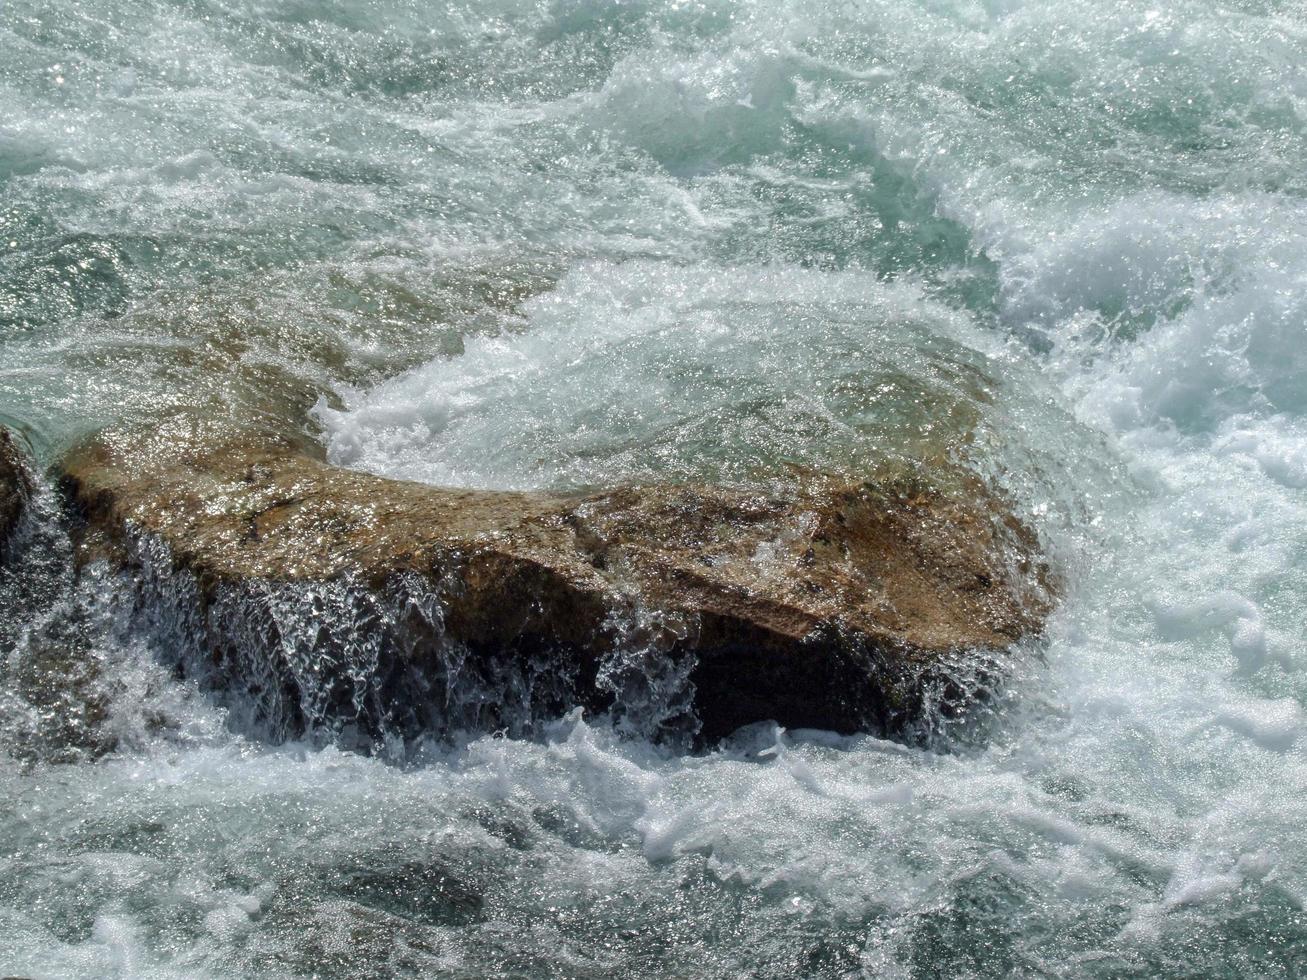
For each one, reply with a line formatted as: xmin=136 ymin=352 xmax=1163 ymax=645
xmin=3 ymin=0 xmax=1307 ymax=975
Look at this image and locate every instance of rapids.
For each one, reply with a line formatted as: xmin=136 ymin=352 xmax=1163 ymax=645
xmin=2 ymin=0 xmax=1307 ymax=975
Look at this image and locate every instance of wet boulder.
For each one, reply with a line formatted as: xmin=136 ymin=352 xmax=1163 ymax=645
xmin=59 ymin=421 xmax=1056 ymax=744
xmin=0 ymin=427 xmax=31 ymax=554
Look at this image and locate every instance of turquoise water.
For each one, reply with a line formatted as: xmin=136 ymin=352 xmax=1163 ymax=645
xmin=3 ymin=0 xmax=1307 ymax=975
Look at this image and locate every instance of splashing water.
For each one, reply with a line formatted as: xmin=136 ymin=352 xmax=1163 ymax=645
xmin=3 ymin=0 xmax=1307 ymax=975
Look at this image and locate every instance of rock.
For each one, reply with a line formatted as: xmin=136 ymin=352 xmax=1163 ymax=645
xmin=58 ymin=421 xmax=1056 ymax=743
xmin=0 ymin=426 xmax=117 ymax=764
xmin=0 ymin=427 xmax=32 ymax=555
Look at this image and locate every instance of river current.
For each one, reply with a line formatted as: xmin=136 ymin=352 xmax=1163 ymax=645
xmin=3 ymin=0 xmax=1307 ymax=975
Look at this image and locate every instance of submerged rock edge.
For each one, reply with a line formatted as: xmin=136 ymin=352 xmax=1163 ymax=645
xmin=0 ymin=427 xmax=33 ymax=555
xmin=55 ymin=423 xmax=1057 ymax=742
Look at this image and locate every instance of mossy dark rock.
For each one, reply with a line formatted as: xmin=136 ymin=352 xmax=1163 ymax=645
xmin=58 ymin=421 xmax=1056 ymax=742
xmin=0 ymin=426 xmax=117 ymax=764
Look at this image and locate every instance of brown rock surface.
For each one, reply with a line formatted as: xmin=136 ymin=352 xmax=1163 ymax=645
xmin=59 ymin=420 xmax=1056 ymax=741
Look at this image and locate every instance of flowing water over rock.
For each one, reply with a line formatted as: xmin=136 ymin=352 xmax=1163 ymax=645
xmin=3 ymin=0 xmax=1307 ymax=976
xmin=57 ymin=424 xmax=1053 ymax=748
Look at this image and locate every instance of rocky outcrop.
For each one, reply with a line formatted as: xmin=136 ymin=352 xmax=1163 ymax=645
xmin=0 ymin=427 xmax=118 ymax=765
xmin=0 ymin=427 xmax=32 ymax=555
xmin=59 ymin=422 xmax=1056 ymax=744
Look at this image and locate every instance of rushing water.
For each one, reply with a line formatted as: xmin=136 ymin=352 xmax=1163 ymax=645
xmin=3 ymin=0 xmax=1307 ymax=975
